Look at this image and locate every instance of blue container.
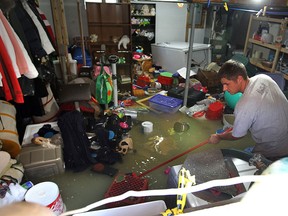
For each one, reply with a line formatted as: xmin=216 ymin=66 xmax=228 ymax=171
xmin=149 ymin=94 xmax=183 ymax=113
xmin=72 ymin=47 xmax=92 ymax=66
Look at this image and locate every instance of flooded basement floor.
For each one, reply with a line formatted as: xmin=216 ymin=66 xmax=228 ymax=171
xmin=31 ymin=109 xmax=254 ymax=212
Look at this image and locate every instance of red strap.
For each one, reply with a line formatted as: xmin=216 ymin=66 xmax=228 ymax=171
xmin=192 ymin=110 xmax=206 ymax=118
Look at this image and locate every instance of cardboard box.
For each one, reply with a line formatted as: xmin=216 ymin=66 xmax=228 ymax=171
xmin=196 ymin=69 xmax=221 ymax=89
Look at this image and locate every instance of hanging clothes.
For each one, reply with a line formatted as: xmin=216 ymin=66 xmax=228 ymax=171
xmin=27 ymin=0 xmax=56 ymax=50
xmin=7 ymin=8 xmax=33 ymax=60
xmin=21 ymin=0 xmax=55 ymax=56
xmin=13 ymin=0 xmax=47 ymax=63
xmin=0 ymin=17 xmax=21 ymax=80
xmin=35 ymin=7 xmax=56 ymax=48
xmin=0 ymin=37 xmax=24 ymax=103
xmin=0 ymin=9 xmax=38 ymax=79
xmin=0 ymin=1 xmax=54 ymax=126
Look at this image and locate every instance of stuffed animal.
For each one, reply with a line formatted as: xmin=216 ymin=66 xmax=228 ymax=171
xmin=141 ymin=5 xmax=150 ymax=15
xmin=118 ymin=35 xmax=130 ymax=50
xmin=111 ymin=36 xmax=119 ymax=43
xmin=150 ymin=7 xmax=156 ymax=16
xmin=139 ymin=18 xmax=150 ymax=26
xmin=90 ymin=34 xmax=98 ymax=43
xmin=116 ymin=137 xmax=133 ymax=155
xmin=144 ymin=31 xmax=155 ymax=41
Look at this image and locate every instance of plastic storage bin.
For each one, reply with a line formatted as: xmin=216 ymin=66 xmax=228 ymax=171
xmin=22 ymin=122 xmax=59 ymax=146
xmin=17 ymin=145 xmax=64 ymax=179
xmin=73 ymin=200 xmax=167 ymax=216
xmin=149 ymin=94 xmax=183 ymax=113
xmin=157 ymin=75 xmax=173 ymax=85
xmin=166 ymin=160 xmax=256 ymax=209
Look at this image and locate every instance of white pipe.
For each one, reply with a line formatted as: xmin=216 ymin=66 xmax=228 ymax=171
xmin=210 ymin=6 xmax=217 ymax=42
xmin=111 ymin=63 xmax=118 ymax=107
xmin=77 ymin=0 xmax=86 ymax=66
xmin=183 ymin=3 xmax=196 ymax=107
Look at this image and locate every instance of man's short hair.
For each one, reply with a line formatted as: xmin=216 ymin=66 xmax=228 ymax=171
xmin=218 ymin=59 xmax=248 ymax=81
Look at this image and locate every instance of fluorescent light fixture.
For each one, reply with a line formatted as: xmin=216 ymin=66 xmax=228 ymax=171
xmin=136 ymin=0 xmax=186 ymax=2
xmin=85 ymin=0 xmax=102 ymax=2
xmin=85 ymin=0 xmax=187 ymax=3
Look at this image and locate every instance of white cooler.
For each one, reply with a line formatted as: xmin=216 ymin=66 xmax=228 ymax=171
xmin=151 ymin=42 xmax=211 ymax=73
xmin=166 ymin=158 xmax=257 ymax=209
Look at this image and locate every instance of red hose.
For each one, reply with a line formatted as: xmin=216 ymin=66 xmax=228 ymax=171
xmin=138 ymin=139 xmax=209 ymax=178
xmin=138 ymin=127 xmax=233 ymax=178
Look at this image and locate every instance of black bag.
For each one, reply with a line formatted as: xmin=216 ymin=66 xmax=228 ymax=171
xmin=36 ymin=60 xmax=56 ymax=84
xmin=58 ymin=111 xmax=96 ymax=172
xmin=168 ymin=86 xmax=206 ymax=107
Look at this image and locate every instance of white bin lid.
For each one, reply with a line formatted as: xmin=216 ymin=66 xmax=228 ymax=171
xmin=73 ymin=200 xmax=167 ymax=216
xmin=152 ymin=41 xmax=210 ymax=51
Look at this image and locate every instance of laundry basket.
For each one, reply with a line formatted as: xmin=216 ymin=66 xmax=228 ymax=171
xmin=104 ymin=173 xmax=148 ymax=208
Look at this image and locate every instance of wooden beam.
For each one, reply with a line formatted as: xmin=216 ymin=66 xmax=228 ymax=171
xmin=50 ymin=0 xmax=70 ymax=83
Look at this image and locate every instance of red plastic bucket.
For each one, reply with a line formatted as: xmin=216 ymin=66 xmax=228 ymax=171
xmin=205 ymin=101 xmax=224 ymax=120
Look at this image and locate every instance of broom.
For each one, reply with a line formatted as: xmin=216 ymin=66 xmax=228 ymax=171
xmin=77 ymin=0 xmax=91 ymax=77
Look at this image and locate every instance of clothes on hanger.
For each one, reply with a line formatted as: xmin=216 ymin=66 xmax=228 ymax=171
xmin=0 ymin=1 xmax=54 ymax=106
xmin=27 ymin=0 xmax=56 ymax=50
xmin=12 ymin=0 xmax=47 ymax=63
xmin=0 ymin=37 xmax=24 ymax=103
xmin=0 ymin=10 xmax=38 ymax=79
xmin=21 ymin=0 xmax=55 ymax=55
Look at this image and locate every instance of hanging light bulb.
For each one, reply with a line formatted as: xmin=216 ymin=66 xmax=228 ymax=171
xmin=177 ymin=3 xmax=184 ymax=8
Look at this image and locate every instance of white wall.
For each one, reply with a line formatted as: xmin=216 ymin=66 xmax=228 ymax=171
xmin=154 ymin=2 xmax=187 ymax=43
xmin=130 ymin=1 xmax=205 ymax=44
xmin=39 ymin=0 xmax=88 ymax=44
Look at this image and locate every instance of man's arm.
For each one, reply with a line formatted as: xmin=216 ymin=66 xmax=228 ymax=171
xmin=209 ymin=131 xmax=242 ymax=144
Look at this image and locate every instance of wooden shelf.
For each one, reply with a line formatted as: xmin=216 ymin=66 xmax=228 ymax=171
xmin=248 ymin=38 xmax=281 ymax=51
xmin=244 ymin=14 xmax=288 ymax=74
xmin=131 ymin=14 xmax=155 ymax=17
xmin=251 ymin=16 xmax=287 ymax=24
xmin=89 ymin=41 xmax=132 ymax=47
xmin=249 ymin=59 xmax=273 ymax=72
xmin=86 ymin=2 xmax=132 ymax=93
xmin=87 ymin=23 xmax=131 ymax=26
xmin=132 ymin=24 xmax=155 ymax=27
xmin=281 ymin=47 xmax=288 ymax=54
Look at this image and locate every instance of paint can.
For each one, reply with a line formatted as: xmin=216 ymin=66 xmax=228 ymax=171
xmin=25 ymin=181 xmax=65 ymax=216
xmin=142 ymin=121 xmax=153 ymax=134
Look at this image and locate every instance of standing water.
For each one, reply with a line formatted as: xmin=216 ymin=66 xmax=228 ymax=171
xmin=31 ymin=110 xmax=254 ymax=211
